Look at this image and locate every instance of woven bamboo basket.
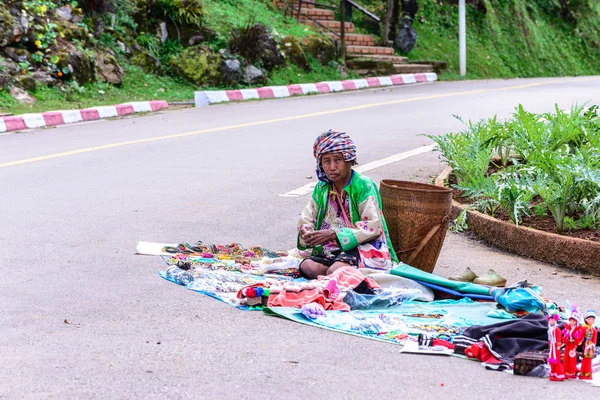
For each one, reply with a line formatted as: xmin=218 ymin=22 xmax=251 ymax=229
xmin=380 ymin=180 xmax=453 ymax=273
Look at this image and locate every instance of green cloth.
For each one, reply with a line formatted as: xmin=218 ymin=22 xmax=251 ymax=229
xmin=390 ymin=264 xmax=492 ymax=296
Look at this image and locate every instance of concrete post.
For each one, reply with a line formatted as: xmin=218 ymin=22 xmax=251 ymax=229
xmin=459 ymin=0 xmax=466 ymax=76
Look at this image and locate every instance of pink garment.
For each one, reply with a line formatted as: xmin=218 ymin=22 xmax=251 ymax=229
xmin=267 ymin=267 xmax=379 ymax=311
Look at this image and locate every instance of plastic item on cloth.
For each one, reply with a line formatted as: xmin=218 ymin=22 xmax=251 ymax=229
xmin=257 ymin=257 xmax=301 ymax=275
xmin=343 ymin=287 xmax=428 ymax=310
xmin=527 ymin=363 xmax=550 ymax=378
xmin=487 ymin=309 xmax=518 ymax=320
xmin=491 ymin=281 xmax=546 ymax=313
xmin=165 ymin=266 xmax=194 ymax=286
xmin=301 ymin=303 xmax=327 ymax=319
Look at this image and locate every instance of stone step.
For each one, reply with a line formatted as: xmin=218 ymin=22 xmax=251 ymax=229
xmin=300 ymin=8 xmax=335 ymax=20
xmin=325 ymin=32 xmax=376 ymax=46
xmin=300 ymin=19 xmax=355 ymax=33
xmin=393 ymin=63 xmax=434 ymax=73
xmin=346 ymin=45 xmax=394 ymax=56
xmin=275 ymin=1 xmax=316 ymax=9
xmin=348 ymin=54 xmax=408 ymax=63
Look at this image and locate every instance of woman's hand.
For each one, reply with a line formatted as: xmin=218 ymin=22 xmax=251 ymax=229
xmin=303 ymin=229 xmax=337 ymax=247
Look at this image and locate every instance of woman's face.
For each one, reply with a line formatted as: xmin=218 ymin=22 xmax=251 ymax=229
xmin=321 ymin=152 xmax=352 ymax=184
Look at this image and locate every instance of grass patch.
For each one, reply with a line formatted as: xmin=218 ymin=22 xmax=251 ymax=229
xmin=409 ymin=1 xmax=600 ymax=80
xmin=0 ymin=65 xmax=196 ymax=115
xmin=203 ymin=0 xmax=318 ymax=39
xmin=268 ymin=57 xmax=355 ymax=86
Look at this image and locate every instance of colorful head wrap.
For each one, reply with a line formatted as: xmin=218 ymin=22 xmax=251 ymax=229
xmin=313 ymin=129 xmax=357 ymax=182
xmin=569 ymin=310 xmax=583 ymax=324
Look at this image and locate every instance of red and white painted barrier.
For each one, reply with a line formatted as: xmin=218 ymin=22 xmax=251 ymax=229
xmin=194 ymin=72 xmax=437 ymax=107
xmin=0 ymin=100 xmax=169 ymax=134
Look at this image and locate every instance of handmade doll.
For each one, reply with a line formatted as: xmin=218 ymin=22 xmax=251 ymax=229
xmin=547 ymin=312 xmax=565 ymax=381
xmin=562 ymin=310 xmax=584 ymax=379
xmin=579 ymin=310 xmax=597 ymax=380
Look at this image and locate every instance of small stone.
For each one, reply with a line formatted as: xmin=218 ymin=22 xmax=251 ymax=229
xmin=0 ymin=57 xmax=19 ymax=75
xmin=219 ymin=58 xmax=242 ymax=85
xmin=33 ymin=70 xmax=57 ymax=87
xmin=159 ymin=22 xmax=168 ymax=43
xmin=244 ymin=65 xmax=266 ymax=85
xmin=94 ymin=50 xmax=123 ymax=85
xmin=56 ymin=6 xmax=73 ymax=21
xmin=0 ymin=72 xmax=9 ymax=90
xmin=188 ymin=35 xmax=204 ymax=46
xmin=10 ymin=86 xmax=36 ymax=104
xmin=16 ymin=74 xmax=36 ymax=90
xmin=19 ymin=14 xmax=29 ymax=36
xmin=3 ymin=47 xmax=31 ymax=64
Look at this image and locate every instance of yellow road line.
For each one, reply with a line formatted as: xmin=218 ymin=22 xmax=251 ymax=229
xmin=0 ymin=78 xmax=592 ymax=169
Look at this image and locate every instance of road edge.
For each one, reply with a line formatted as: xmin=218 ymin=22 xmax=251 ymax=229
xmin=194 ymin=72 xmax=438 ymax=107
xmin=0 ymin=100 xmax=169 ymax=134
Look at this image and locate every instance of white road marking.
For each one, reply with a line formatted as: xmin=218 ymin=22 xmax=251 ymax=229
xmin=278 ymin=144 xmax=435 ymax=198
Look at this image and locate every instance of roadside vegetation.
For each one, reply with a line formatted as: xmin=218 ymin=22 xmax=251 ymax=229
xmin=409 ymin=0 xmax=600 ymax=79
xmin=0 ymin=0 xmax=345 ymax=115
xmin=431 ymin=105 xmax=600 ymax=241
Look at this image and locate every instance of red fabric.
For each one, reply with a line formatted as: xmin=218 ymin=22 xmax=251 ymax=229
xmin=267 ymin=281 xmax=350 ymax=311
xmin=432 ymin=339 xmax=454 ymax=349
xmin=465 ymin=342 xmax=502 ymax=364
xmin=548 ymin=326 xmax=565 ymax=381
xmin=562 ymin=324 xmax=584 ymax=379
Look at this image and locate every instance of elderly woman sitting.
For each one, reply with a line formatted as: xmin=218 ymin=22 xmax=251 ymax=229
xmin=298 ymin=130 xmax=398 ymax=279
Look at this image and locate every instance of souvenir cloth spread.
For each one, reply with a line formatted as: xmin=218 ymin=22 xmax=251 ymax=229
xmin=153 ymin=241 xmax=309 ymax=309
xmin=264 ymin=299 xmax=501 ymax=346
xmin=297 ymin=171 xmax=399 ymax=268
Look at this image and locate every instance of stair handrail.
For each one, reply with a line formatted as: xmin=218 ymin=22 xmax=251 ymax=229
xmin=346 ymin=0 xmax=380 ymax=22
xmin=290 ymin=1 xmax=341 ymax=39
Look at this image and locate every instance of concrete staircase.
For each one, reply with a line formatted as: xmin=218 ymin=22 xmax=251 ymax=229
xmin=275 ymin=0 xmax=433 ymax=75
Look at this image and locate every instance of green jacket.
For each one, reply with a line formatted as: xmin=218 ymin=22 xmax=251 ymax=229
xmin=297 ymin=171 xmax=398 ymax=266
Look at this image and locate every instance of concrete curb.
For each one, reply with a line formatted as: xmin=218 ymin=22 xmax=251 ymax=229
xmin=194 ymin=72 xmax=438 ymax=107
xmin=0 ymin=100 xmax=169 ymax=134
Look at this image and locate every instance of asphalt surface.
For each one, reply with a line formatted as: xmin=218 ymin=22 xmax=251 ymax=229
xmin=1 ymin=77 xmax=600 ymax=399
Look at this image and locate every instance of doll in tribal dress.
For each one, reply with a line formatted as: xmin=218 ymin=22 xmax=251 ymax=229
xmin=579 ymin=310 xmax=597 ymax=380
xmin=562 ymin=310 xmax=584 ymax=379
xmin=547 ymin=312 xmax=565 ymax=381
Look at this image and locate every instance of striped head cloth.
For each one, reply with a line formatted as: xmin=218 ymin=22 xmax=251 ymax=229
xmin=313 ymin=129 xmax=357 ymax=183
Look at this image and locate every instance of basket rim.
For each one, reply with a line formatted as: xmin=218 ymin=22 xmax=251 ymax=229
xmin=380 ymin=179 xmax=452 ymax=194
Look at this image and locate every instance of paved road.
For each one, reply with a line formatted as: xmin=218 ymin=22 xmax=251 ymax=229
xmin=1 ymin=77 xmax=599 ymax=399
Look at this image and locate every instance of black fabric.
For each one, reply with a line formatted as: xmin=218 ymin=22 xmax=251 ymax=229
xmin=298 ymin=248 xmax=360 ymax=279
xmin=456 ymin=313 xmax=549 ymax=361
xmin=308 ymin=248 xmax=360 ymax=268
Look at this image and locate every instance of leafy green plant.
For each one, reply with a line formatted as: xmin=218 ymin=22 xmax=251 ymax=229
xmin=434 ymin=104 xmax=600 ymax=234
xmin=533 ymin=203 xmax=548 ymax=217
xmin=563 ymin=216 xmax=577 ymax=232
xmin=450 ymin=208 xmax=469 ymax=233
xmin=427 ymin=117 xmax=494 ymax=187
xmin=575 ymin=214 xmax=598 ymax=230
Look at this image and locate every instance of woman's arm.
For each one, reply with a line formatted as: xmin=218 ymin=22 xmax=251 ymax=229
xmin=297 ymin=198 xmax=318 ymax=249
